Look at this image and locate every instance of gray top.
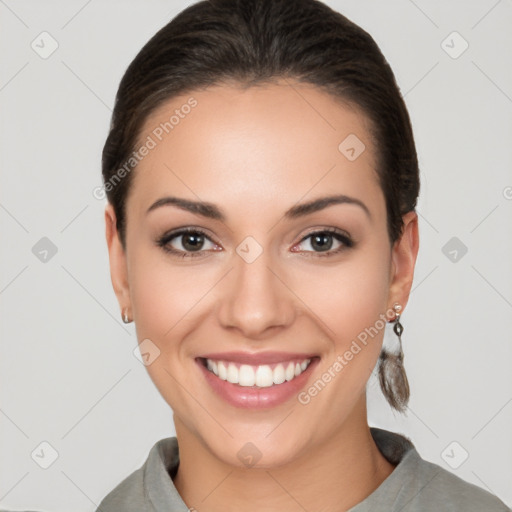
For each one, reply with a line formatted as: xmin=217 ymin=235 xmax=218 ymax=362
xmin=95 ymin=428 xmax=510 ymax=511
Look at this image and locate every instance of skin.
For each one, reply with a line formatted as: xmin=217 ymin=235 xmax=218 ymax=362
xmin=105 ymin=79 xmax=419 ymax=512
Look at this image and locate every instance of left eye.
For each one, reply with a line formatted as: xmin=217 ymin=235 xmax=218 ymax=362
xmin=293 ymin=230 xmax=353 ymax=255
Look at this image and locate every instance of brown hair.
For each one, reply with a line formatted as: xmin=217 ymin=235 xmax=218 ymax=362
xmin=102 ymin=0 xmax=419 ymax=411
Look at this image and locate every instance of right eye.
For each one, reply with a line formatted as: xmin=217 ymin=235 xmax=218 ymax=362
xmin=156 ymin=227 xmax=220 ymax=258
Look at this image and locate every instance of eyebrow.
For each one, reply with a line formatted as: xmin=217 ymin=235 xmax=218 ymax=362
xmin=146 ymin=194 xmax=371 ymax=221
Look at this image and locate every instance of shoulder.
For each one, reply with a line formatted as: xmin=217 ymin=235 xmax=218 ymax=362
xmin=95 ymin=461 xmax=147 ymax=511
xmin=396 ymin=448 xmax=510 ymax=511
xmin=95 ymin=437 xmax=180 ymax=512
xmin=365 ymin=428 xmax=511 ymax=512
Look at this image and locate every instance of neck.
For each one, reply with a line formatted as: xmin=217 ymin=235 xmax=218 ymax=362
xmin=173 ymin=399 xmax=394 ymax=512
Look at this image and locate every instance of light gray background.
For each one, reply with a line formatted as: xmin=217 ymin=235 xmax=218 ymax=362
xmin=1 ymin=0 xmax=511 ymax=510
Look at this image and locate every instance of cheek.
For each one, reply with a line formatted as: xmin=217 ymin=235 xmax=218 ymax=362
xmin=128 ymin=252 xmax=212 ymax=342
xmin=330 ymin=265 xmax=389 ymax=338
xmin=293 ymin=244 xmax=391 ymax=340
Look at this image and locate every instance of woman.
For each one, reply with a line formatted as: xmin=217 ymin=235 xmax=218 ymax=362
xmin=97 ymin=0 xmax=510 ymax=510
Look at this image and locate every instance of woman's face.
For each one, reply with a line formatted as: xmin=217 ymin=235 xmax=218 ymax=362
xmin=105 ymin=80 xmax=418 ymax=468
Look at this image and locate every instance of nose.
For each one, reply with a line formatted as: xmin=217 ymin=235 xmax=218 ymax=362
xmin=217 ymin=247 xmax=296 ymax=339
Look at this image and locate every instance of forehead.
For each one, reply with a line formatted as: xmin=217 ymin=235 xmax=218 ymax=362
xmin=129 ymin=80 xmax=384 ymax=220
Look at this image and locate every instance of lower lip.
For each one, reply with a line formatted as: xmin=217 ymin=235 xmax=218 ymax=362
xmin=196 ymin=358 xmax=319 ymax=409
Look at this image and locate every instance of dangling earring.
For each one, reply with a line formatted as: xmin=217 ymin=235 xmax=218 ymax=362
xmin=378 ymin=302 xmax=410 ymax=412
xmin=122 ymin=307 xmax=131 ymax=324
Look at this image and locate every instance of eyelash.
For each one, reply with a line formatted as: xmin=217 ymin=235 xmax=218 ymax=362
xmin=156 ymin=227 xmax=354 ymax=259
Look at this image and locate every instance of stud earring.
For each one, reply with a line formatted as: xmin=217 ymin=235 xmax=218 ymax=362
xmin=378 ymin=302 xmax=410 ymax=412
xmin=122 ymin=307 xmax=131 ymax=324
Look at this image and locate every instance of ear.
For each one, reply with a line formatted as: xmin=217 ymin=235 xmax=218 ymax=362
xmin=388 ymin=211 xmax=419 ymax=312
xmin=104 ymin=203 xmax=130 ymax=315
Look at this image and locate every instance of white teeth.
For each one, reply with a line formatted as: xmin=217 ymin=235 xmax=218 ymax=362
xmin=255 ymin=365 xmax=274 ymax=387
xmin=218 ymin=361 xmax=227 ymax=380
xmin=204 ymin=358 xmax=312 ymax=387
xmin=226 ymin=363 xmax=239 ymax=384
xmin=273 ymin=363 xmax=286 ymax=384
xmin=207 ymin=359 xmax=219 ymax=376
xmin=239 ymin=364 xmax=255 ymax=386
xmin=285 ymin=362 xmax=295 ymax=381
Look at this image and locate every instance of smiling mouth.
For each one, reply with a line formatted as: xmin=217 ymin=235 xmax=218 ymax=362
xmin=197 ymin=357 xmax=315 ymax=388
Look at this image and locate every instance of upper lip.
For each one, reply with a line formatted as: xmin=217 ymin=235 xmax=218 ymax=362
xmin=198 ymin=351 xmax=317 ymax=365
